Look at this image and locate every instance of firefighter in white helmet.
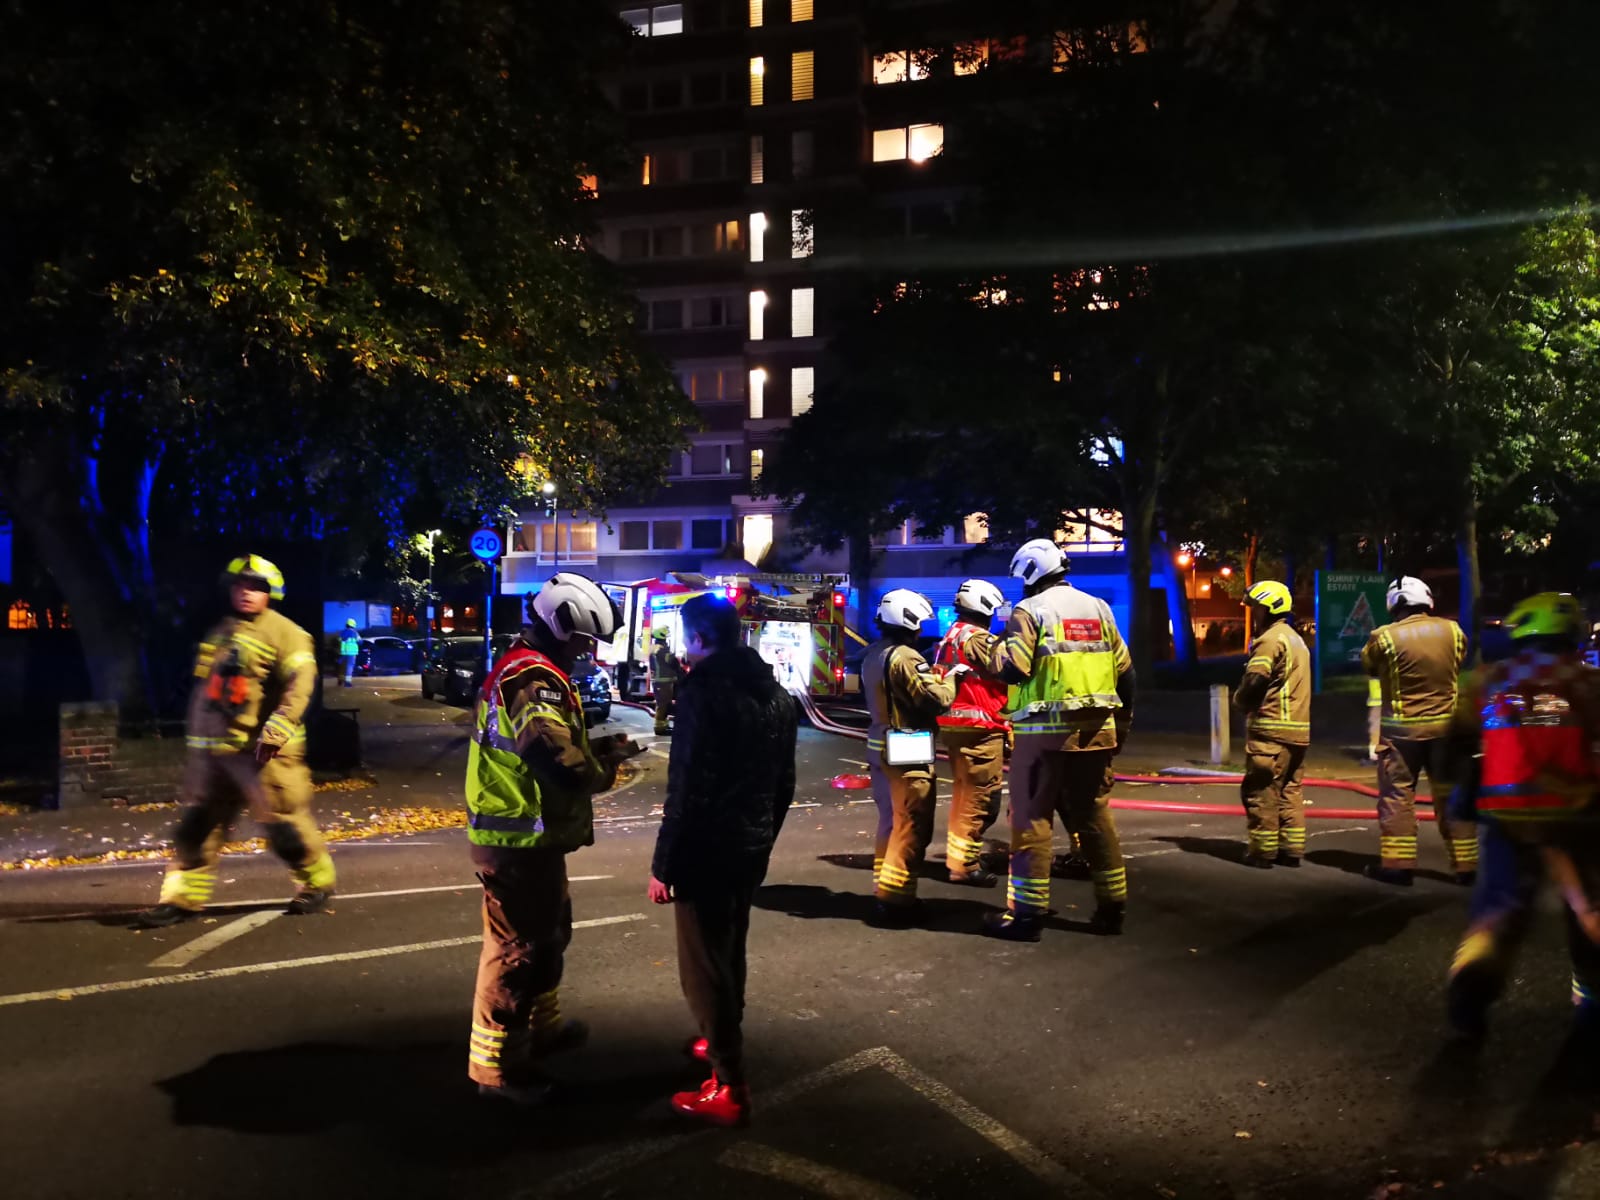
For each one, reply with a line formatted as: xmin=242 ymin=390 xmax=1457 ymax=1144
xmin=934 ymin=579 xmax=1010 ymax=886
xmin=862 ymin=588 xmax=960 ymax=927
xmin=971 ymin=539 xmax=1134 ymax=940
xmin=1361 ymin=575 xmax=1473 ymax=885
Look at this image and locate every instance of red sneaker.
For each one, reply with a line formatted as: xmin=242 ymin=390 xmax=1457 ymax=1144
xmin=671 ymin=1075 xmax=750 ymax=1127
xmin=685 ymin=1036 xmax=711 ymax=1064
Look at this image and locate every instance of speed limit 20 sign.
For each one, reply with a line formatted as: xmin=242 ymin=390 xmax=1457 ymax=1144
xmin=469 ymin=528 xmax=503 ymax=562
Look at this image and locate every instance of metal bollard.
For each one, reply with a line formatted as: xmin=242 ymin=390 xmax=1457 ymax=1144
xmin=1209 ymin=684 xmax=1230 ymax=765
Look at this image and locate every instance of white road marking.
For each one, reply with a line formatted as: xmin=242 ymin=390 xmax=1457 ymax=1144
xmin=846 ymin=798 xmax=875 ymax=806
xmin=521 ymin=1046 xmax=1092 ymax=1198
xmin=647 ymin=747 xmax=671 ymax=761
xmin=792 ymin=802 xmax=821 ymax=809
xmin=149 ymin=910 xmax=283 ymax=969
xmin=838 ymin=757 xmax=869 ymax=767
xmin=0 ymin=914 xmax=647 ymax=1009
xmin=719 ymin=1143 xmax=915 ymax=1200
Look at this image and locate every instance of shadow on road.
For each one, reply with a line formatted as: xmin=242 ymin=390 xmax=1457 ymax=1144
xmin=1154 ymin=835 xmax=1253 ymax=866
xmin=754 ymin=882 xmax=1078 ymax=939
xmin=817 ymin=851 xmax=950 ymax=883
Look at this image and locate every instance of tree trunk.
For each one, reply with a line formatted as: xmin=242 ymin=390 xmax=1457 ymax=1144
xmin=1457 ymin=494 xmax=1482 ymax=649
xmin=1124 ymin=486 xmax=1159 ymax=679
xmin=0 ymin=448 xmax=156 ymax=720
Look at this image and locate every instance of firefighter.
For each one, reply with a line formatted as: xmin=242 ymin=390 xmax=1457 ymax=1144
xmin=935 ymin=579 xmax=1009 ymax=886
xmin=651 ymin=627 xmax=682 ymax=736
xmin=1361 ymin=576 xmax=1474 ymax=885
xmin=339 ymin=619 xmax=361 ymax=687
xmin=138 ymin=555 xmax=333 ymax=927
xmin=863 ymin=588 xmax=960 ymax=927
xmin=1234 ymin=580 xmax=1311 ymax=868
xmin=468 ymin=573 xmax=639 ymax=1104
xmin=974 ymin=539 xmax=1134 ymax=941
xmin=1446 ymin=592 xmax=1600 ymax=1042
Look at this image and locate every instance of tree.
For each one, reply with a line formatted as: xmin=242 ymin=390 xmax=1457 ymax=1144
xmin=0 ymin=0 xmax=692 ymax=716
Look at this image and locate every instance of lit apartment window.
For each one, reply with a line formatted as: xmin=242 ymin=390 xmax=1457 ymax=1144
xmin=749 ymin=211 xmax=767 ymax=262
xmin=873 ymin=124 xmax=944 ymax=162
xmin=749 ymin=368 xmax=767 ymax=419
xmin=790 ymin=50 xmax=814 ymax=101
xmin=622 ymin=5 xmax=684 ymax=36
xmin=749 ymin=57 xmax=765 ymax=106
xmin=954 ymin=40 xmax=987 ymax=75
xmin=743 ymin=513 xmax=773 ymax=562
xmin=961 ymin=513 xmax=991 ymax=544
xmin=791 ymin=0 xmax=813 ymax=19
xmin=750 ymin=135 xmax=765 ymax=183
xmin=749 ymin=290 xmax=767 ymax=340
xmin=790 ymin=287 xmax=814 ymax=337
xmin=791 ymin=366 xmax=814 ymax=415
xmin=872 ymin=49 xmax=929 ymax=83
xmin=791 ymin=209 xmax=813 ymax=258
xmin=749 ymin=449 xmax=765 ymax=484
xmin=749 ymin=0 xmax=763 ymax=27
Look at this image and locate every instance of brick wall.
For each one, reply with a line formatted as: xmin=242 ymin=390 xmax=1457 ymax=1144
xmin=57 ymin=702 xmax=185 ymax=808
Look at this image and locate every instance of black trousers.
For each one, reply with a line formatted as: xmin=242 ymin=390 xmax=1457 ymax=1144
xmin=674 ymin=874 xmax=760 ymax=1086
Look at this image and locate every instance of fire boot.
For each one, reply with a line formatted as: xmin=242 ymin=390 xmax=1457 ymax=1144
xmin=1365 ymin=864 xmax=1414 ymax=887
xmin=1454 ymin=871 xmax=1477 ymax=888
xmin=685 ymin=1036 xmax=711 ymax=1064
xmin=135 ymin=904 xmax=202 ymax=930
xmin=947 ymin=864 xmax=999 ymax=888
xmin=866 ymin=900 xmax=918 ymax=930
xmin=982 ymin=909 xmax=1043 ymax=942
xmin=671 ymin=1075 xmax=751 ymax=1128
xmin=1275 ymin=851 xmax=1302 ymax=869
xmin=286 ymin=888 xmax=334 ymax=916
xmin=1088 ymin=902 xmax=1125 ymax=936
xmin=1242 ymin=853 xmax=1275 ymax=870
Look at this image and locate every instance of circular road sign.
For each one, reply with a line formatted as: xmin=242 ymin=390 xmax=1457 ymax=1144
xmin=469 ymin=528 xmax=503 ymax=562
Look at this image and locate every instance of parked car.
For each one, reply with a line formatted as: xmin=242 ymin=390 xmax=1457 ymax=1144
xmin=355 ymin=635 xmax=423 ymax=676
xmin=420 ymin=639 xmax=611 ymax=725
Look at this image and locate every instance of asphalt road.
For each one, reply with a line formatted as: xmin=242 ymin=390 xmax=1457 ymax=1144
xmin=2 ymin=699 xmax=1596 ymax=1199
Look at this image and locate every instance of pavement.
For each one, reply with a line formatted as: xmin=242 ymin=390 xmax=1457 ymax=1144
xmin=0 ymin=679 xmax=1596 ymax=1198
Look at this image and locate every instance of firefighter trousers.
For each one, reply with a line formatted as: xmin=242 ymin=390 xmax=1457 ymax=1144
xmin=159 ymin=751 xmax=334 ymax=911
xmin=868 ymin=750 xmax=936 ymax=905
xmin=675 ymin=872 xmax=761 ymax=1087
xmin=468 ymin=846 xmax=573 ymax=1087
xmin=1242 ymin=737 xmax=1307 ymax=861
xmin=654 ymin=680 xmax=677 ymax=734
xmin=1377 ymin=736 xmax=1476 ymax=872
xmin=1449 ymin=823 xmax=1600 ymax=1015
xmin=1006 ymin=740 xmax=1125 ymax=914
xmin=941 ymin=726 xmax=1005 ymax=873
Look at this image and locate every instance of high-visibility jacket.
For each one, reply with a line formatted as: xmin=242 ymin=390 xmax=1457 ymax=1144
xmin=1235 ymin=619 xmax=1311 ymax=745
xmin=934 ymin=622 xmax=1008 ymax=730
xmin=466 ymin=638 xmax=606 ymax=851
xmin=339 ymin=631 xmax=361 ymax=657
xmin=863 ymin=637 xmax=957 ymax=755
xmin=1474 ymin=650 xmax=1600 ymax=822
xmin=650 ymin=644 xmax=681 ymax=683
xmin=1361 ymin=613 xmax=1466 ymax=741
xmin=979 ymin=583 xmax=1131 ymax=750
xmin=186 ymin=609 xmax=318 ymax=756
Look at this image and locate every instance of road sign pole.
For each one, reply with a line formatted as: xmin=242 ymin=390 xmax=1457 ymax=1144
xmin=484 ymin=559 xmax=495 ymax=676
xmin=1208 ymin=684 xmax=1230 ymax=765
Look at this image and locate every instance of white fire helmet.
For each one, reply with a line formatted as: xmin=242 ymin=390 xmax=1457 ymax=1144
xmin=1008 ymin=538 xmax=1067 ymax=586
xmin=1385 ymin=576 xmax=1433 ymax=613
xmin=953 ymin=579 xmax=1005 ymax=619
xmin=530 ymin=573 xmax=623 ymax=641
xmin=876 ymin=588 xmax=935 ymax=633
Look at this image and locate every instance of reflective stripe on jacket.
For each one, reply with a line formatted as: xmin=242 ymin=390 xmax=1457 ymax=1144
xmin=1235 ymin=620 xmax=1311 ymax=745
xmin=1361 ymin=613 xmax=1466 ymax=741
xmin=1476 ymin=651 xmax=1600 ymax=822
xmin=466 ymin=643 xmax=599 ymax=850
xmin=339 ymin=633 xmax=361 ymax=656
xmin=998 ymin=585 xmax=1129 ymax=744
xmin=934 ymin=622 xmax=1009 ymax=730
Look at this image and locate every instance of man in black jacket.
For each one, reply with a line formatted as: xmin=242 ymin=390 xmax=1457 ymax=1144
xmin=648 ymin=593 xmax=797 ymax=1128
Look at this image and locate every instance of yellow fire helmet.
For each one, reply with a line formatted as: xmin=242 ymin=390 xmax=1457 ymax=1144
xmin=224 ymin=554 xmax=285 ymax=602
xmin=1504 ymin=591 xmax=1585 ymax=643
xmin=1246 ymin=580 xmax=1293 ymax=616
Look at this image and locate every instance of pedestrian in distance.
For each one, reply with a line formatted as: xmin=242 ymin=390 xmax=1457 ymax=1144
xmin=466 ymin=573 xmax=642 ymax=1106
xmin=338 ymin=618 xmax=360 ymax=687
xmin=973 ymin=539 xmax=1134 ymax=941
xmin=1445 ymin=592 xmax=1600 ymax=1044
xmin=934 ymin=578 xmax=1010 ymax=887
xmin=1361 ymin=576 xmax=1475 ymax=886
xmin=648 ymin=593 xmax=798 ymax=1128
xmin=862 ymin=588 xmax=961 ymax=928
xmin=1234 ymin=581 xmax=1312 ymax=869
xmin=138 ymin=555 xmax=335 ymax=927
xmin=650 ymin=626 xmax=682 ymax=736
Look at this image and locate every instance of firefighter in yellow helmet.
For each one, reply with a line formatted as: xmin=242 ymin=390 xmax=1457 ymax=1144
xmin=1361 ymin=575 xmax=1473 ymax=885
xmin=138 ymin=555 xmax=334 ymax=927
xmin=650 ymin=626 xmax=682 ymax=736
xmin=1234 ymin=580 xmax=1311 ymax=868
xmin=1446 ymin=592 xmax=1600 ymax=1042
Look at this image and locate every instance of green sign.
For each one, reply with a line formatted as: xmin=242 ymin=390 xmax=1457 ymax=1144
xmin=1314 ymin=571 xmax=1389 ymax=691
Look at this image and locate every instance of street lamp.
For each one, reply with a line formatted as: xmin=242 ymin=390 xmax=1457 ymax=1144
xmin=541 ymin=482 xmax=559 ymax=569
xmin=422 ymin=529 xmax=441 ymax=656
